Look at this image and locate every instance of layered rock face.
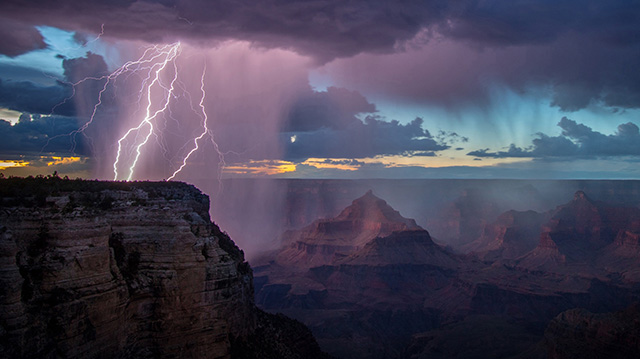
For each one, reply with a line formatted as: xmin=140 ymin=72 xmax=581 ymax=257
xmin=426 ymin=188 xmax=500 ymax=249
xmin=256 ymin=188 xmax=640 ymax=358
xmin=274 ymin=190 xmax=421 ymax=269
xmin=516 ymin=191 xmax=640 ymax=273
xmin=255 ymin=191 xmax=461 ymax=358
xmin=0 ymin=178 xmax=327 ymax=359
xmin=462 ymin=209 xmax=545 ymax=260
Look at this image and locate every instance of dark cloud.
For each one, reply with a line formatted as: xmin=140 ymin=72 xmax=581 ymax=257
xmin=285 ymin=86 xmax=375 ymax=132
xmin=0 ymin=115 xmax=89 ymax=155
xmin=61 ymin=52 xmax=111 ymax=118
xmin=0 ymin=17 xmax=47 ymax=57
xmin=0 ymin=52 xmax=109 ymax=117
xmin=2 ymin=1 xmax=638 ymax=61
xmin=2 ymin=1 xmax=640 ymax=110
xmin=0 ymin=78 xmax=74 ymax=116
xmin=279 ymin=86 xmax=447 ymax=161
xmin=319 ymin=158 xmax=366 ymax=167
xmin=468 ymin=117 xmax=640 ymax=158
xmin=62 ymin=52 xmax=109 ymax=83
xmin=0 ymin=52 xmax=114 ymax=159
xmin=439 ymin=1 xmax=640 ymax=47
xmin=319 ymin=159 xmax=365 ymax=166
xmin=284 ymin=116 xmax=448 ymax=161
xmin=435 ymin=130 xmax=468 ymax=145
xmin=0 ymin=0 xmax=448 ymax=61
xmin=322 ymin=30 xmax=640 ymax=111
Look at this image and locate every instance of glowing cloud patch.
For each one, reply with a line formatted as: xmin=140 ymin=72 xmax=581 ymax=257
xmin=224 ymin=160 xmax=296 ymax=176
xmin=302 ymin=158 xmax=362 ymax=171
xmin=46 ymin=156 xmax=82 ymax=167
xmin=0 ymin=160 xmax=29 ymax=170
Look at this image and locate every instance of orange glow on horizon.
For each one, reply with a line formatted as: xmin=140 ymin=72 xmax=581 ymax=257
xmin=224 ymin=160 xmax=297 ymax=176
xmin=0 ymin=160 xmax=30 ymax=170
xmin=302 ymin=158 xmax=360 ymax=171
xmin=46 ymin=156 xmax=83 ymax=167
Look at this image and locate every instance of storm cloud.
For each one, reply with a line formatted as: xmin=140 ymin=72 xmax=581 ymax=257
xmin=0 ymin=52 xmax=109 ymax=117
xmin=468 ymin=117 xmax=640 ymax=158
xmin=284 ymin=116 xmax=448 ymax=161
xmin=0 ymin=18 xmax=47 ymax=57
xmin=1 ymin=1 xmax=640 ymax=110
xmin=0 ymin=78 xmax=74 ymax=116
xmin=0 ymin=115 xmax=89 ymax=155
xmin=285 ymin=86 xmax=376 ymax=132
xmin=0 ymin=1 xmax=638 ymax=59
xmin=279 ymin=86 xmax=447 ymax=161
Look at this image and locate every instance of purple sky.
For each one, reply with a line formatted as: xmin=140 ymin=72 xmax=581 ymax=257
xmin=1 ymin=0 xmax=640 ymax=181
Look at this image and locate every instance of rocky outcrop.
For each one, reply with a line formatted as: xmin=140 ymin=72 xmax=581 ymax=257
xmin=342 ymin=230 xmax=458 ymax=267
xmin=258 ymin=188 xmax=640 ymax=358
xmin=255 ymin=192 xmax=463 ymax=358
xmin=463 ymin=210 xmax=545 ymax=260
xmin=274 ymin=190 xmax=421 ymax=269
xmin=230 ymin=309 xmax=332 ymax=359
xmin=0 ymin=177 xmax=327 ymax=359
xmin=426 ymin=188 xmax=500 ymax=249
xmin=517 ymin=191 xmax=640 ymax=273
xmin=544 ymin=305 xmax=640 ymax=359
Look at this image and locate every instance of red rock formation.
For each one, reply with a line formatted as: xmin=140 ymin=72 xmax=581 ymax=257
xmin=343 ymin=230 xmax=458 ymax=268
xmin=274 ymin=190 xmax=421 ymax=268
xmin=252 ymin=187 xmax=640 ymax=359
xmin=517 ymin=191 xmax=640 ymax=272
xmin=463 ymin=210 xmax=545 ymax=260
xmin=255 ymin=192 xmax=461 ymax=358
xmin=426 ymin=188 xmax=500 ymax=249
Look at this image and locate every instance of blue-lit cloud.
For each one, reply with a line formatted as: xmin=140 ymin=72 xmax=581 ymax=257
xmin=0 ymin=115 xmax=89 ymax=155
xmin=468 ymin=117 xmax=640 ymax=158
xmin=0 ymin=52 xmax=108 ymax=117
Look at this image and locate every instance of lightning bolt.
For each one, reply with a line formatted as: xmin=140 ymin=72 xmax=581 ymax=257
xmin=113 ymin=42 xmax=181 ymax=180
xmin=46 ymin=40 xmax=227 ymax=184
xmin=167 ymin=64 xmax=209 ymax=180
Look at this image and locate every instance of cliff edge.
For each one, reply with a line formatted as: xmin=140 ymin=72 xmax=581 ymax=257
xmin=0 ymin=176 xmax=328 ymax=359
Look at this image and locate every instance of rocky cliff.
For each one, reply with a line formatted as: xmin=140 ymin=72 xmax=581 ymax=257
xmin=516 ymin=190 xmax=640 ymax=273
xmin=462 ymin=209 xmax=545 ymax=260
xmin=273 ymin=190 xmax=421 ymax=269
xmin=544 ymin=304 xmax=640 ymax=359
xmin=0 ymin=177 xmax=328 ymax=359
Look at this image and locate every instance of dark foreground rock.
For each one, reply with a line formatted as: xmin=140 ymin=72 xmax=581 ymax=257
xmin=230 ymin=309 xmax=333 ymax=359
xmin=544 ymin=304 xmax=640 ymax=359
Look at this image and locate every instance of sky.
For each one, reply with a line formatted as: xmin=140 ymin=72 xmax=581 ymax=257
xmin=1 ymin=0 xmax=640 ymax=182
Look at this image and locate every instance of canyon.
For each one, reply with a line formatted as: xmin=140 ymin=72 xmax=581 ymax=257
xmin=3 ymin=177 xmax=640 ymax=358
xmin=246 ymin=180 xmax=640 ymax=359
